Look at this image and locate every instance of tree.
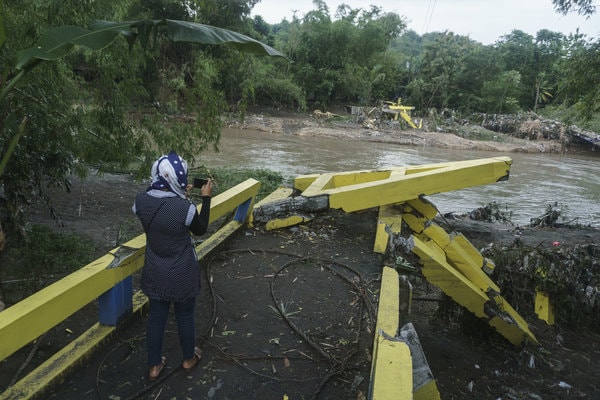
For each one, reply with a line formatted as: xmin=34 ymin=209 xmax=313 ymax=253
xmin=552 ymin=0 xmax=597 ymax=16
xmin=410 ymin=32 xmax=480 ymax=110
xmin=0 ymin=1 xmax=285 ymax=238
xmin=531 ymin=30 xmax=566 ymax=111
xmin=284 ymin=1 xmax=405 ymax=108
xmin=558 ymin=39 xmax=600 ymax=120
xmin=495 ymin=30 xmax=539 ymax=110
xmin=481 ymin=70 xmax=522 ymax=114
xmin=551 ymin=0 xmax=599 ymax=121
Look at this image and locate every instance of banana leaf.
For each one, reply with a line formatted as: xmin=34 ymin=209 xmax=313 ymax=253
xmin=16 ymin=19 xmax=286 ymax=71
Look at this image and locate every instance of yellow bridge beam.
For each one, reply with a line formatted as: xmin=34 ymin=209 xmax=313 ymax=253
xmin=409 ymin=235 xmax=538 ymax=346
xmin=369 ymin=267 xmax=440 ymax=399
xmin=296 ymin=157 xmax=512 ymax=213
xmin=279 ymin=157 xmax=537 ymax=347
xmin=369 ymin=267 xmax=413 ymax=399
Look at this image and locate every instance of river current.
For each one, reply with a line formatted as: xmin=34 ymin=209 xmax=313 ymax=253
xmin=199 ymin=128 xmax=600 ymax=227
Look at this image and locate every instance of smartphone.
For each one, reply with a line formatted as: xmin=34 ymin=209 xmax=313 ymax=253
xmin=193 ymin=178 xmax=208 ymax=188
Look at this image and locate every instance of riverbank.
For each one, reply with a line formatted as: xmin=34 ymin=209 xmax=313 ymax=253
xmin=226 ymin=107 xmax=593 ymax=154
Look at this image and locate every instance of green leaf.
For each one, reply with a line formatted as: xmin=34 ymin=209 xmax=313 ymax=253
xmin=16 ymin=25 xmax=121 ymax=70
xmin=0 ymin=0 xmax=6 ymax=51
xmin=16 ymin=19 xmax=286 ymax=71
xmin=163 ymin=20 xmax=285 ymax=57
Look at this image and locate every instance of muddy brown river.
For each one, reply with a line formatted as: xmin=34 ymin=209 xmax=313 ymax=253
xmin=199 ymin=128 xmax=600 ymax=227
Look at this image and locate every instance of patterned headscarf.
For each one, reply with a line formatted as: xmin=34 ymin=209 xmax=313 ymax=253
xmin=149 ymin=151 xmax=189 ymax=198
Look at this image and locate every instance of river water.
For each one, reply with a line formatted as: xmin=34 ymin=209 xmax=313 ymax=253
xmin=199 ymin=128 xmax=600 ymax=227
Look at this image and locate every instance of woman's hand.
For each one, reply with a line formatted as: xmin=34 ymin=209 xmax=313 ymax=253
xmin=200 ymin=178 xmax=214 ymax=197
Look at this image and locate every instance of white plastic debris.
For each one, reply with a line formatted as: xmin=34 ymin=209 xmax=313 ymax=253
xmin=558 ymin=381 xmax=572 ymax=390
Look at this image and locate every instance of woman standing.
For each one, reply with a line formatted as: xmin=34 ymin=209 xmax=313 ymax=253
xmin=132 ymin=151 xmax=213 ymax=381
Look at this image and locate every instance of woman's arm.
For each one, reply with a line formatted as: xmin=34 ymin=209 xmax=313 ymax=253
xmin=189 ymin=196 xmax=211 ymax=235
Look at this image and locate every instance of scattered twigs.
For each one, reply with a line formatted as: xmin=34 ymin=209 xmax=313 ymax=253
xmin=202 ymin=247 xmax=376 ymax=398
xmin=8 ymin=332 xmax=47 ymax=387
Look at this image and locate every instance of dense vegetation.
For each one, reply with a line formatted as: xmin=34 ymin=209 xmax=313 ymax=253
xmin=0 ymin=0 xmax=598 ymax=249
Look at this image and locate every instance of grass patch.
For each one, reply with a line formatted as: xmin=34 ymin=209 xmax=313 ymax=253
xmin=1 ymin=224 xmax=96 ymax=303
xmin=188 ymin=167 xmax=285 ymax=203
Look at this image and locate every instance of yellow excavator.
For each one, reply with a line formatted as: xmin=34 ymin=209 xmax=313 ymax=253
xmin=382 ymin=98 xmax=422 ymax=129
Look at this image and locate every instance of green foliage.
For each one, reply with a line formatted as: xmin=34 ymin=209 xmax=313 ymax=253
xmin=0 ymin=61 xmax=84 ymax=233
xmin=552 ymin=0 xmax=597 ymax=16
xmin=235 ymin=56 xmax=306 ymax=111
xmin=481 ymin=70 xmax=522 ymax=114
xmin=407 ymin=32 xmax=484 ymax=111
xmin=188 ymin=167 xmax=285 ymax=204
xmin=541 ymin=103 xmax=600 ymax=132
xmin=558 ymin=39 xmax=600 ymax=120
xmin=495 ymin=30 xmax=539 ymax=109
xmin=280 ymin=3 xmax=405 ymax=109
xmin=2 ymin=224 xmax=95 ymax=302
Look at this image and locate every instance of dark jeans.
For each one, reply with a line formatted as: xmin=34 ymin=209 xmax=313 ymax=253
xmin=147 ymin=297 xmax=196 ymax=366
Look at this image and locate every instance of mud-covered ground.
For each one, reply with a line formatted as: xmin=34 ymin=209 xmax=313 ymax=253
xmin=2 ymin=111 xmax=600 ymax=399
xmin=226 ymin=106 xmax=594 ymax=154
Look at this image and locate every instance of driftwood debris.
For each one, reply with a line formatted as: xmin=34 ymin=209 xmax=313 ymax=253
xmin=568 ymin=125 xmax=600 ymax=148
xmin=480 ymin=113 xmax=599 ymax=149
xmin=313 ymin=110 xmax=341 ymax=119
xmin=253 ymin=194 xmax=329 ymax=223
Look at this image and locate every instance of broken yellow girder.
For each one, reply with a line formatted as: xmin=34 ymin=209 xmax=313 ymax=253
xmin=409 ymin=234 xmax=537 ymax=345
xmin=253 ymin=156 xmax=538 ymax=398
xmin=396 ymin=196 xmax=538 ymax=346
xmin=263 ymin=156 xmax=537 ymax=346
xmin=382 ymin=98 xmax=422 ymax=129
xmin=295 ymin=157 xmax=512 ymax=213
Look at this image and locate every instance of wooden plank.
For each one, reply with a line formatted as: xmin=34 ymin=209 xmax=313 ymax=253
xmin=422 ymin=224 xmax=500 ymax=293
xmin=406 ymin=197 xmax=439 ymax=220
xmin=254 ymin=187 xmax=293 ymax=207
xmin=250 ymin=186 xmax=291 ymax=226
xmin=374 ymin=267 xmax=400 ymax=336
xmin=369 ymin=267 xmax=412 ymax=399
xmin=265 ymin=215 xmax=311 ymax=230
xmin=534 ymin=291 xmax=555 ymax=325
xmin=0 ymin=251 xmax=141 ymax=361
xmin=195 ymin=220 xmax=243 ymax=259
xmin=206 ymin=178 xmax=261 ymax=223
